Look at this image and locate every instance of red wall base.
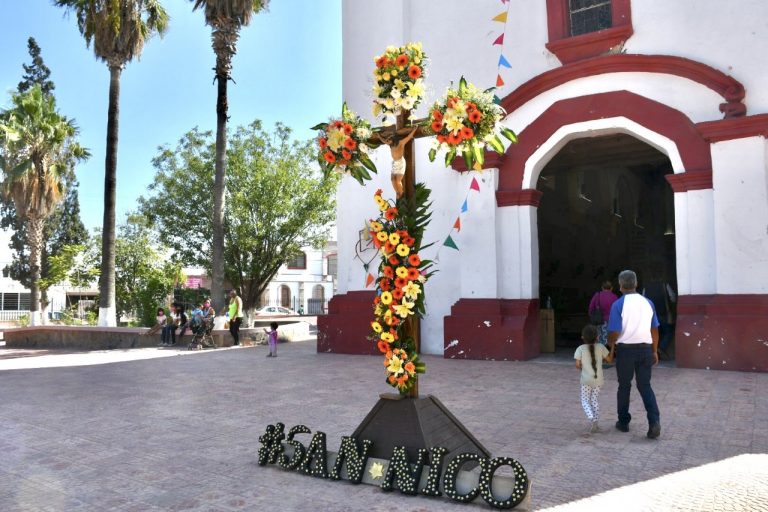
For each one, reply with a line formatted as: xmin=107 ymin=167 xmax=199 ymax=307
xmin=676 ymin=294 xmax=768 ymax=372
xmin=443 ymin=299 xmax=541 ymax=360
xmin=317 ymin=291 xmax=378 ymax=355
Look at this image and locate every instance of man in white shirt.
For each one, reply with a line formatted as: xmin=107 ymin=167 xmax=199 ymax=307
xmin=607 ymin=270 xmax=661 ymax=439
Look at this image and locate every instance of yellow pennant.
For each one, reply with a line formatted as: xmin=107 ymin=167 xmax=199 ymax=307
xmin=492 ymin=11 xmax=508 ymax=23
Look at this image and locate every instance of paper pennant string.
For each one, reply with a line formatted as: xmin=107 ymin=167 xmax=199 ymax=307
xmin=498 ymin=54 xmax=512 ymax=68
xmin=365 ymin=273 xmax=374 ymax=288
xmin=453 ymin=217 xmax=461 ymax=232
xmin=493 ymin=33 xmax=504 ymax=45
xmin=461 ymin=199 xmax=468 ymax=213
xmin=496 ymin=74 xmax=505 ymax=87
xmin=444 ymin=235 xmax=459 ymax=250
xmin=501 ymin=0 xmax=509 ymax=3
xmin=492 ymin=11 xmax=508 ymax=23
xmin=470 ymin=177 xmax=480 ymax=191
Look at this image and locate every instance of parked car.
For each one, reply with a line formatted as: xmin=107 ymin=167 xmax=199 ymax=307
xmin=253 ymin=306 xmax=297 ymax=316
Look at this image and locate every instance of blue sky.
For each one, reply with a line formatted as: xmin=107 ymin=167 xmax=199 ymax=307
xmin=0 ymin=0 xmax=341 ymax=230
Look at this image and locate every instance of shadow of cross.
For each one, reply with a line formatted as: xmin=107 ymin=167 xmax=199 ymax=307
xmin=367 ymin=113 xmax=432 ymax=398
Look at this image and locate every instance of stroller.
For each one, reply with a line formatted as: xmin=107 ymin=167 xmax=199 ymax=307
xmin=188 ymin=314 xmax=216 ymax=350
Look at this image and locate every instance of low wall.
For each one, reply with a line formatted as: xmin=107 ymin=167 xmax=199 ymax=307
xmin=4 ymin=321 xmax=312 ymax=351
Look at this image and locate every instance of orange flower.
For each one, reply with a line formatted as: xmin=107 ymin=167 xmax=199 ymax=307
xmin=373 ymin=296 xmax=381 ymax=305
xmin=384 ymin=241 xmax=395 ymax=254
xmin=408 ymin=254 xmax=421 ymax=266
xmin=379 ymin=278 xmax=391 ymax=291
xmin=405 ymin=361 xmax=415 ymax=373
xmin=383 ymin=266 xmax=394 ymax=279
xmin=432 ymin=110 xmax=443 ymax=122
xmin=389 ymin=328 xmax=398 ymax=340
xmin=436 ymin=134 xmax=446 ymax=144
xmin=324 ymin=151 xmax=336 ymax=163
xmin=396 ymin=54 xmax=409 ymax=67
xmin=375 ymin=188 xmax=383 ymax=196
xmin=318 ymin=137 xmax=327 ymax=149
xmin=431 ymin=121 xmax=444 ymax=132
xmin=390 ymin=317 xmax=400 ymax=326
xmin=392 ymin=288 xmax=404 ymax=300
xmin=403 ymin=236 xmax=415 ymax=247
xmin=447 ymin=132 xmax=461 ymax=145
xmin=377 ymin=341 xmax=390 ymax=353
xmin=408 ymin=65 xmax=421 ymax=79
xmin=384 ymin=207 xmax=398 ymax=220
xmin=388 ymin=375 xmax=397 ymax=384
xmin=461 ymin=126 xmax=474 ymax=140
xmin=334 ymin=120 xmax=344 ymax=128
xmin=343 ymin=123 xmax=353 ymax=135
xmin=342 ymin=149 xmax=352 ymax=160
xmin=372 ymin=238 xmax=382 ymax=249
xmin=397 ymin=230 xmax=408 ymax=237
xmin=469 ymin=110 xmax=482 ymax=123
xmin=376 ymin=56 xmax=387 ymax=68
xmin=466 ymin=102 xmax=477 ymax=112
xmin=447 ymin=97 xmax=458 ymax=108
xmin=407 ymin=267 xmax=420 ymax=281
xmin=394 ymin=277 xmax=407 ymax=289
xmin=344 ymin=138 xmax=357 ymax=150
xmin=388 ymin=255 xmax=399 ymax=266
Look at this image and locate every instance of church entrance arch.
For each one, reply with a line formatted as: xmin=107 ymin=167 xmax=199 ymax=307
xmin=536 ymin=133 xmax=677 ymax=353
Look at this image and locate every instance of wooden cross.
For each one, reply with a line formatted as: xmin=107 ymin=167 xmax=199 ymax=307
xmin=370 ymin=113 xmax=432 ymax=398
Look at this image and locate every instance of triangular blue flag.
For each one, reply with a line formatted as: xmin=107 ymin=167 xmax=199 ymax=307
xmin=498 ymin=54 xmax=512 ymax=68
xmin=461 ymin=199 xmax=468 ymax=213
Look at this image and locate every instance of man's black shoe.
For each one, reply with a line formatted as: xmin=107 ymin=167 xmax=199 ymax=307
xmin=615 ymin=421 xmax=629 ymax=432
xmin=647 ymin=424 xmax=661 ymax=439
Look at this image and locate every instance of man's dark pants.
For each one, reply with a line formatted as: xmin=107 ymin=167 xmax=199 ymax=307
xmin=615 ymin=344 xmax=660 ymax=426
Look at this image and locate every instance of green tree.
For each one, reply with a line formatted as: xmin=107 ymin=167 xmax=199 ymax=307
xmin=139 ymin=121 xmax=338 ymax=312
xmin=191 ymin=0 xmax=269 ymax=312
xmin=0 ymin=34 xmax=89 ymax=316
xmin=0 ymin=86 xmax=89 ymax=325
xmin=115 ymin=216 xmax=182 ymax=326
xmin=18 ymin=37 xmax=55 ymax=95
xmin=55 ymin=0 xmax=169 ymax=326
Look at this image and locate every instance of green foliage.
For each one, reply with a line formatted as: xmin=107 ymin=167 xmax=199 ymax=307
xmin=17 ymin=314 xmax=29 ymax=328
xmin=139 ymin=121 xmax=338 ymax=311
xmin=114 ymin=216 xmax=183 ymax=326
xmin=18 ymin=37 xmax=55 ymax=96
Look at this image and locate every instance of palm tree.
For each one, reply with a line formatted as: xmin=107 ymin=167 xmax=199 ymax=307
xmin=55 ymin=0 xmax=168 ymax=326
xmin=191 ymin=0 xmax=269 ymax=312
xmin=0 ymin=85 xmax=89 ymax=325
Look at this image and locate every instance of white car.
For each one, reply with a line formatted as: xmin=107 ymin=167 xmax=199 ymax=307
xmin=254 ymin=306 xmax=297 ymax=316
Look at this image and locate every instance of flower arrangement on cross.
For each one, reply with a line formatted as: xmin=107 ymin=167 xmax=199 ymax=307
xmin=313 ymin=43 xmax=517 ymax=396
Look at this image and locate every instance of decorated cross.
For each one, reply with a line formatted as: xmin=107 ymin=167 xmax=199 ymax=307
xmin=314 ymin=42 xmax=517 ymax=398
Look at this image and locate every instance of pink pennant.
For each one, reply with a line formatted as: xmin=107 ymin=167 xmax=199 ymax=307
xmin=470 ymin=177 xmax=480 ymax=191
xmin=493 ymin=33 xmax=505 ymax=45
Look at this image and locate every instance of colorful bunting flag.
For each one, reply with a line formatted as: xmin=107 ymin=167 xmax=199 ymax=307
xmin=470 ymin=177 xmax=480 ymax=191
xmin=444 ymin=235 xmax=459 ymax=250
xmin=365 ymin=273 xmax=374 ymax=288
xmin=493 ymin=33 xmax=504 ymax=45
xmin=498 ymin=54 xmax=512 ymax=68
xmin=454 ymin=217 xmax=461 ymax=232
xmin=461 ymin=199 xmax=468 ymax=213
xmin=492 ymin=11 xmax=508 ymax=23
xmin=496 ymin=74 xmax=505 ymax=87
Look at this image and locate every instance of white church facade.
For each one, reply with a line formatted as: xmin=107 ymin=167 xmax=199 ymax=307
xmin=318 ymin=0 xmax=768 ymax=372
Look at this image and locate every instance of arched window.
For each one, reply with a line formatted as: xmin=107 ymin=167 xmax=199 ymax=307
xmin=259 ymin=289 xmax=270 ymax=308
xmin=279 ymin=285 xmax=291 ymax=308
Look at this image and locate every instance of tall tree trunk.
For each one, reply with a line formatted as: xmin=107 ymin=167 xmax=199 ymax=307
xmin=27 ymin=215 xmax=44 ymax=326
xmin=98 ymin=64 xmax=122 ymax=327
xmin=211 ymin=67 xmax=228 ymax=313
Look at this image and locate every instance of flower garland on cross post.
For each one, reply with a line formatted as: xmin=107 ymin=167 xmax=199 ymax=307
xmin=369 ymin=185 xmax=434 ymax=395
xmin=426 ymin=77 xmax=517 ymax=170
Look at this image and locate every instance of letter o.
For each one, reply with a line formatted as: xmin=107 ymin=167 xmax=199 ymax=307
xmin=478 ymin=456 xmax=529 ymax=509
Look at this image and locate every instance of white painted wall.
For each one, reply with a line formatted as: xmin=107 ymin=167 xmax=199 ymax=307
xmin=711 ymin=137 xmax=768 ymax=293
xmin=339 ymin=0 xmax=768 ymax=354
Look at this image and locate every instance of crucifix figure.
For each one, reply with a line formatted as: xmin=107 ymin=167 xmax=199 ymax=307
xmin=377 ymin=126 xmax=418 ymax=199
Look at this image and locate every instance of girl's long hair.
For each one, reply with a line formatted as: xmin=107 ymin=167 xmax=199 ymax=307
xmin=581 ymin=324 xmax=599 ymax=379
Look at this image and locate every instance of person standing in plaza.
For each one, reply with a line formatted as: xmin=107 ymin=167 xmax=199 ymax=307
xmin=574 ymin=324 xmax=613 ymax=433
xmin=607 ymin=270 xmax=662 ymax=439
xmin=588 ymin=280 xmax=618 ymax=346
xmin=264 ymin=321 xmax=278 ymax=357
xmin=228 ymin=290 xmax=244 ymax=346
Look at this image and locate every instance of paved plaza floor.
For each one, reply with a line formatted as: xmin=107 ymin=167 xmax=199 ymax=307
xmin=0 ymin=339 xmax=766 ymax=511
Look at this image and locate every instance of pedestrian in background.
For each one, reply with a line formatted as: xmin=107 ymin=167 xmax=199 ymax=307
xmin=574 ymin=324 xmax=613 ymax=433
xmin=228 ymin=290 xmax=244 ymax=346
xmin=264 ymin=321 xmax=278 ymax=357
